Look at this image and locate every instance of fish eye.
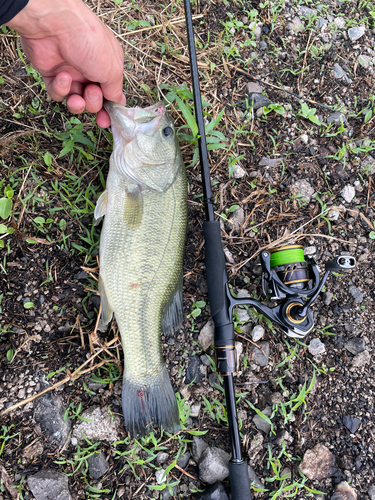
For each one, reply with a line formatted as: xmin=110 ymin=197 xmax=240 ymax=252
xmin=162 ymin=127 xmax=173 ymax=137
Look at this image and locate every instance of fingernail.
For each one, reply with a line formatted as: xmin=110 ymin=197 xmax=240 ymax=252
xmin=88 ymin=92 xmax=100 ymax=102
xmin=60 ymin=78 xmax=70 ymax=88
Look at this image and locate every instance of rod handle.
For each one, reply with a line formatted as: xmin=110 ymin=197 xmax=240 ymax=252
xmin=228 ymin=460 xmax=252 ymax=500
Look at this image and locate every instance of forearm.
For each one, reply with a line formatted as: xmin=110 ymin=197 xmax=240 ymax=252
xmin=0 ymin=0 xmax=28 ymax=25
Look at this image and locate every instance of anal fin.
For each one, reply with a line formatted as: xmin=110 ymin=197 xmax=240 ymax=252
xmin=94 ymin=189 xmax=108 ymax=226
xmin=98 ymin=276 xmax=113 ymax=325
xmin=161 ymin=276 xmax=183 ymax=336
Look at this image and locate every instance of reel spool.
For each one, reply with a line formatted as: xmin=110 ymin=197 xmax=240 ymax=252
xmin=270 ymin=245 xmax=310 ymax=291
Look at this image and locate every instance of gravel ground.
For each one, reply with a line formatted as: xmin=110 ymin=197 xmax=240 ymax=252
xmin=0 ymin=0 xmax=375 ymax=499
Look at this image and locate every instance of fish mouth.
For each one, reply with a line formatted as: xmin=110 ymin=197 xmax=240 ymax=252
xmin=104 ymin=100 xmax=166 ymax=123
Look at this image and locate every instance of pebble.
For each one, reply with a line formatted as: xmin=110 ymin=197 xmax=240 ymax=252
xmin=198 ymin=319 xmax=215 ymax=352
xmin=344 ymin=337 xmax=365 ymax=355
xmin=28 ymin=469 xmax=72 ymax=500
xmin=156 ymin=452 xmax=169 ymax=465
xmin=342 ymin=415 xmax=361 ymax=433
xmin=299 ymin=6 xmax=317 ymax=17
xmin=223 ymin=247 xmax=235 ymax=264
xmin=253 ymin=405 xmax=272 ymax=433
xmin=249 ymin=93 xmax=272 ymax=110
xmin=259 ymin=157 xmax=282 ymax=167
xmin=88 ymin=452 xmax=109 ymax=479
xmin=233 ymin=164 xmax=246 ymax=179
xmin=348 ymin=285 xmax=363 ymax=303
xmin=72 ymin=406 xmax=120 ymax=444
xmin=248 ymin=431 xmax=264 ymax=459
xmin=288 ymin=16 xmax=304 ymax=32
xmin=290 ymin=179 xmax=314 ymax=202
xmin=198 ymin=447 xmax=230 ymax=484
xmin=333 ymin=63 xmax=352 ymax=84
xmin=368 ymin=485 xmax=375 ymax=500
xmin=348 ymin=26 xmax=365 ymax=41
xmin=185 ymin=355 xmax=204 ymax=385
xmin=316 ymin=17 xmax=328 ymax=30
xmin=248 ymin=465 xmax=264 ymax=489
xmin=259 ymin=41 xmax=267 ymax=50
xmin=361 ymin=154 xmax=375 ymax=174
xmin=177 ymin=452 xmax=190 ymax=469
xmin=34 ymin=393 xmax=71 ymax=445
xmin=200 ymin=482 xmax=229 ymax=500
xmin=250 ymin=341 xmax=270 ymax=367
xmin=299 ymin=443 xmax=336 ymax=480
xmin=251 ymin=325 xmax=264 ymax=342
xmin=229 ymin=206 xmax=245 ymax=232
xmin=191 ymin=436 xmax=209 ymax=463
xmin=246 ymin=82 xmax=263 ymax=94
xmin=208 ymin=372 xmax=219 ymax=389
xmin=327 ymin=112 xmax=345 ymax=125
xmin=323 ymin=292 xmax=334 ymax=306
xmin=333 ymin=17 xmax=346 ymax=29
xmin=275 ymin=429 xmax=293 ymax=447
xmin=308 ymin=338 xmax=326 ymax=356
xmin=190 ymin=402 xmax=201 ymax=418
xmin=341 ymin=185 xmax=355 ymax=204
xmin=358 ymin=54 xmax=373 ymax=68
xmin=331 ymin=481 xmax=357 ymax=500
xmin=351 ymin=349 xmax=370 ymax=369
xmin=303 ymin=246 xmax=317 ymax=256
xmin=328 ymin=209 xmax=340 ymax=221
xmin=155 ymin=469 xmax=166 ymax=484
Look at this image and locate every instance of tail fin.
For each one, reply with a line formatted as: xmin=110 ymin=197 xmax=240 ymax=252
xmin=122 ymin=366 xmax=180 ymax=437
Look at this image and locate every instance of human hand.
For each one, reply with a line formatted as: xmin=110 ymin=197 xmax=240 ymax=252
xmin=7 ymin=0 xmax=125 ymax=128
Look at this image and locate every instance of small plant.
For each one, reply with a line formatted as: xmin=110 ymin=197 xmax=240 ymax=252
xmin=298 ymin=102 xmax=323 ymax=126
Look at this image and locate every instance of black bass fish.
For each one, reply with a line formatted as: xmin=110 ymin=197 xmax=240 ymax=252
xmin=94 ymin=101 xmax=187 ymax=436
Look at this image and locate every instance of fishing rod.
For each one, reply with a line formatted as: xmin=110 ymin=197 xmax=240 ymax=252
xmin=183 ymin=2 xmax=356 ymax=498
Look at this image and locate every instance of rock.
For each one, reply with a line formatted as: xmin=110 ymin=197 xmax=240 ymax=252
xmin=333 ymin=17 xmax=346 ymax=29
xmin=34 ymin=393 xmax=71 ymax=445
xmin=235 ymin=341 xmax=243 ymax=372
xmin=162 ymin=486 xmax=178 ymax=500
xmin=348 ymin=26 xmax=365 ymax=41
xmin=87 ymin=452 xmax=109 ymax=479
xmin=290 ymin=179 xmax=314 ymax=202
xmin=248 ymin=432 xmax=263 ymax=459
xmin=177 ymin=452 xmax=190 ymax=469
xmin=358 ymin=54 xmax=373 ymax=68
xmin=28 ymin=469 xmax=72 ymax=500
xmin=72 ymin=406 xmax=120 ymax=444
xmin=192 ymin=436 xmax=209 ymax=463
xmin=308 ymin=339 xmax=326 ymax=356
xmin=327 ymin=112 xmax=345 ymax=125
xmin=331 ymin=481 xmax=357 ymax=500
xmin=259 ymin=41 xmax=267 ymax=50
xmin=246 ymin=82 xmax=263 ymax=94
xmin=361 ymin=155 xmax=375 ymax=174
xmin=348 ymin=286 xmax=363 ymax=303
xmin=190 ymin=402 xmax=201 ymax=418
xmin=351 ymin=349 xmax=370 ymax=369
xmin=323 ymin=292 xmax=334 ymax=306
xmin=259 ymin=157 xmax=282 ymax=167
xmin=23 ymin=441 xmax=44 ymax=461
xmin=248 ymin=465 xmax=264 ymax=489
xmin=344 ymin=338 xmax=365 ymax=355
xmin=299 ymin=6 xmax=317 ymax=17
xmin=249 ymin=93 xmax=272 ymax=110
xmin=185 ymin=355 xmax=203 ymax=385
xmin=316 ymin=17 xmax=328 ymax=30
xmin=274 ymin=429 xmax=293 ymax=447
xmin=229 ymin=206 xmax=245 ymax=232
xmin=299 ymin=444 xmax=336 ymax=480
xmin=199 ymin=482 xmax=229 ymax=500
xmin=303 ymin=246 xmax=317 ymax=256
xmin=333 ymin=63 xmax=352 ymax=84
xmin=208 ymin=372 xmax=219 ymax=389
xmin=198 ymin=447 xmax=230 ymax=484
xmin=155 ymin=469 xmax=166 ymax=484
xmin=342 ymin=416 xmax=361 ymax=434
xmin=328 ymin=209 xmax=340 ymax=221
xmin=368 ymin=485 xmax=375 ymax=500
xmin=233 ymin=164 xmax=246 ymax=179
xmin=251 ymin=341 xmax=270 ymax=367
xmin=341 ymin=186 xmax=355 ymax=203
xmin=223 ymin=247 xmax=234 ymax=264
xmin=156 ymin=452 xmax=169 ymax=465
xmin=198 ymin=319 xmax=215 ymax=351
xmin=251 ymin=325 xmax=264 ymax=342
xmin=288 ymin=17 xmax=304 ymax=32
xmin=253 ymin=406 xmax=272 ymax=434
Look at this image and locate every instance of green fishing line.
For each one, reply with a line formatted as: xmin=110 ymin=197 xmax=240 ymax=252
xmin=270 ymin=247 xmax=305 ymax=268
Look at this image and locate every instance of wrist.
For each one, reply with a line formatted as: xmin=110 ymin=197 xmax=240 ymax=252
xmin=6 ymin=0 xmax=92 ymax=38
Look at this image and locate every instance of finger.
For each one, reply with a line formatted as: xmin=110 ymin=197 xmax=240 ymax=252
xmin=83 ymin=83 xmax=103 ymax=114
xmin=66 ymin=94 xmax=86 ymax=114
xmin=100 ymin=46 xmax=124 ymax=103
xmin=44 ymin=71 xmax=72 ymax=102
xmin=96 ymin=94 xmax=126 ymax=128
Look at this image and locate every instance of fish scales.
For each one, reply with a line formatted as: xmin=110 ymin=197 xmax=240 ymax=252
xmin=96 ymin=101 xmax=187 ymax=436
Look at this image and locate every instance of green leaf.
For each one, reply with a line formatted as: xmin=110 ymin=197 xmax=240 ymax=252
xmin=0 ymin=240 xmax=4 ymax=249
xmin=4 ymin=186 xmax=13 ymax=199
xmin=26 ymin=238 xmax=38 ymax=244
xmin=364 ymin=109 xmax=373 ymax=124
xmin=206 ymin=143 xmax=226 ymax=151
xmin=0 ymin=224 xmax=8 ymax=234
xmin=308 ymin=115 xmax=323 ymax=126
xmin=369 ymin=231 xmax=375 ymax=239
xmin=60 ymin=219 xmax=67 ymax=231
xmin=6 ymin=349 xmax=14 ymax=361
xmin=0 ymin=198 xmax=12 ymax=219
xmin=191 ymin=308 xmax=201 ymax=317
xmin=34 ymin=217 xmax=45 ymax=225
xmin=24 ymin=302 xmax=34 ymax=309
xmin=58 ymin=139 xmax=75 ymax=157
xmin=175 ymin=96 xmax=198 ymax=138
xmin=187 ymin=429 xmax=208 ymax=435
xmin=44 ymin=152 xmax=53 ymax=167
xmin=0 ymin=76 xmax=4 ymax=84
xmin=195 ymin=301 xmax=206 ymax=308
xmin=227 ymin=204 xmax=240 ymax=213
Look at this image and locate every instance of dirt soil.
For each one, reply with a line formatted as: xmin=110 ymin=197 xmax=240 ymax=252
xmin=0 ymin=0 xmax=375 ymax=499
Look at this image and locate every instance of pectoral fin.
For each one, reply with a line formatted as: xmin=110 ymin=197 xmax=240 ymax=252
xmin=161 ymin=276 xmax=183 ymax=336
xmin=99 ymin=276 xmax=113 ymax=325
xmin=124 ymin=186 xmax=143 ymax=228
xmin=94 ymin=190 xmax=108 ymax=226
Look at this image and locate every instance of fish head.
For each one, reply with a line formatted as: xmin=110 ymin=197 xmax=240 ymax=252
xmin=104 ymin=101 xmax=182 ymax=192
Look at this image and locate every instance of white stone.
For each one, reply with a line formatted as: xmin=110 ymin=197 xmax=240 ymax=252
xmin=348 ymin=26 xmax=366 ymax=42
xmin=190 ymin=403 xmax=201 ymax=418
xmin=223 ymin=247 xmax=234 ymax=263
xmin=198 ymin=318 xmax=215 ymax=352
xmin=341 ymin=185 xmax=355 ymax=203
xmin=155 ymin=469 xmax=167 ymax=484
xmin=235 ymin=341 xmax=243 ymax=372
xmin=303 ymin=246 xmax=317 ymax=256
xmin=251 ymin=325 xmax=265 ymax=342
xmin=233 ymin=164 xmax=246 ymax=179
xmin=358 ymin=54 xmax=373 ymax=68
xmin=308 ymin=339 xmax=326 ymax=356
xmin=288 ymin=17 xmax=304 ymax=32
xmin=328 ymin=209 xmax=340 ymax=221
xmin=301 ymin=134 xmax=308 ymax=144
xmin=333 ymin=17 xmax=346 ymax=29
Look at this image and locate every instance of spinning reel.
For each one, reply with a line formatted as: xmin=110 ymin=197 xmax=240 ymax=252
xmin=226 ymin=245 xmax=356 ymax=339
